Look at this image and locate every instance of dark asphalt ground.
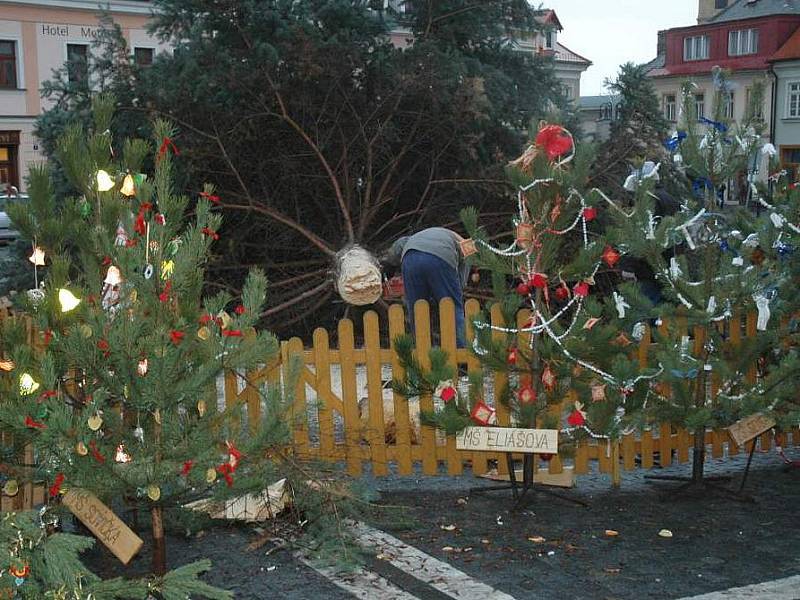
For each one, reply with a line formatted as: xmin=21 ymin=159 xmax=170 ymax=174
xmin=81 ymin=448 xmax=800 ymax=599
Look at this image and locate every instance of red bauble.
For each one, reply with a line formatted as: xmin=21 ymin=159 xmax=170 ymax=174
xmin=554 ymin=285 xmax=570 ymax=301
xmin=516 ymin=282 xmax=531 ymax=296
xmin=583 ymin=207 xmax=597 ymax=222
xmin=573 ymin=282 xmax=590 ymax=297
xmin=440 ymin=386 xmax=457 ymax=403
xmin=535 ymin=125 xmax=573 ymax=161
xmin=530 ymin=273 xmax=548 ymax=289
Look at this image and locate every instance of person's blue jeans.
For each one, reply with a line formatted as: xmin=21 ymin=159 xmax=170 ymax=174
xmin=402 ymin=250 xmax=466 ymax=348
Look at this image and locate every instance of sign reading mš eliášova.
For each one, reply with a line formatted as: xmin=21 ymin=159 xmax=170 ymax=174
xmin=456 ymin=427 xmax=558 ymax=454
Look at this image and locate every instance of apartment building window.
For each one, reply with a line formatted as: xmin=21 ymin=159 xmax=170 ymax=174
xmin=600 ymin=103 xmax=613 ymax=121
xmin=134 ymin=47 xmax=154 ymax=67
xmin=67 ymin=44 xmax=89 ymax=86
xmin=684 ymin=35 xmax=710 ymax=61
xmin=664 ymin=94 xmax=677 ymax=121
xmin=788 ymin=82 xmax=800 ymax=118
xmin=746 ymin=86 xmax=764 ymax=120
xmin=781 ymin=146 xmax=800 ymax=180
xmin=729 ymin=29 xmax=758 ymax=56
xmin=722 ymin=92 xmax=735 ymax=119
xmin=695 ymin=93 xmax=705 ymax=119
xmin=0 ymin=41 xmax=17 ymax=89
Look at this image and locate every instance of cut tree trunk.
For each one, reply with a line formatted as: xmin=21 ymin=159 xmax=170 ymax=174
xmin=692 ymin=429 xmax=705 ymax=483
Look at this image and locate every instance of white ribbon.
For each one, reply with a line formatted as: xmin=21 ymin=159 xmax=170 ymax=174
xmin=771 ymin=213 xmax=786 ymax=229
xmin=753 ymin=294 xmax=771 ymax=331
xmin=613 ymin=292 xmax=630 ymax=319
xmin=669 ymin=257 xmax=683 ymax=279
xmin=706 ymin=296 xmax=716 ymax=315
xmin=761 ymin=143 xmax=777 ymax=157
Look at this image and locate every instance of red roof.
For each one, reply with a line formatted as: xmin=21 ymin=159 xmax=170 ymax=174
xmin=534 ymin=9 xmax=563 ymax=31
xmin=771 ymin=26 xmax=800 ymax=62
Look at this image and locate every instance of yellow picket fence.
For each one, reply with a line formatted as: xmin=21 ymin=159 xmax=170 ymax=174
xmin=223 ymin=299 xmax=800 ymax=482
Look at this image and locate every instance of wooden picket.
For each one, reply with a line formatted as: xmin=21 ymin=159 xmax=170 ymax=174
xmin=270 ymin=299 xmax=799 ymax=484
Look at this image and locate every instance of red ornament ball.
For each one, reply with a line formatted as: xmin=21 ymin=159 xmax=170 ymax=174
xmin=583 ymin=207 xmax=597 ymax=222
xmin=516 ymin=282 xmax=531 ymax=296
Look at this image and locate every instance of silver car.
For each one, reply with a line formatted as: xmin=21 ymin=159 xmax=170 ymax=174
xmin=0 ymin=193 xmax=26 ymax=243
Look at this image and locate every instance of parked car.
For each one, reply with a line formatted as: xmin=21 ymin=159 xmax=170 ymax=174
xmin=0 ymin=193 xmax=26 ymax=243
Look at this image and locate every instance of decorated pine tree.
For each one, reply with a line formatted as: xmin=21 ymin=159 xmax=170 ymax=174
xmin=604 ymin=71 xmax=781 ymax=491
xmin=0 ymin=96 xmax=363 ymax=592
xmin=395 ymin=122 xmax=662 ymax=478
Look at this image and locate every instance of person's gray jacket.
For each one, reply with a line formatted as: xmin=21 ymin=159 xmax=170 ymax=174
xmin=386 ymin=228 xmax=469 ymax=287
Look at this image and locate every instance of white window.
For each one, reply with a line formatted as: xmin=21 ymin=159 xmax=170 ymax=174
xmin=600 ymin=103 xmax=613 ymax=121
xmin=695 ymin=93 xmax=705 ymax=119
xmin=0 ymin=41 xmax=18 ymax=89
xmin=545 ymin=29 xmax=555 ymax=49
xmin=723 ymin=92 xmax=735 ymax=119
xmin=729 ymin=29 xmax=758 ymax=56
xmin=664 ymin=94 xmax=677 ymax=121
xmin=787 ymin=82 xmax=800 ymax=118
xmin=684 ymin=35 xmax=710 ymax=61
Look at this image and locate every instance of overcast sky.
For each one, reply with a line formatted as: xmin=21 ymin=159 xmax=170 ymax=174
xmin=552 ymin=0 xmax=699 ymax=96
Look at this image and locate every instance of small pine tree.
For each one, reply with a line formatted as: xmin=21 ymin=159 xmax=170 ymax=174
xmin=0 ymin=96 xmax=365 ymax=593
xmin=605 ymin=71 xmax=780 ymax=486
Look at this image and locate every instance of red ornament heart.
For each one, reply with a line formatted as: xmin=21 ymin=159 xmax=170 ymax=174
xmin=516 ymin=282 xmax=531 ymax=296
xmin=567 ymin=409 xmax=586 ymax=427
xmin=440 ymin=386 xmax=457 ymax=403
xmin=583 ymin=207 xmax=597 ymax=221
xmin=554 ymin=285 xmax=570 ymax=301
xmin=573 ymin=282 xmax=590 ymax=297
xmin=535 ymin=125 xmax=573 ymax=161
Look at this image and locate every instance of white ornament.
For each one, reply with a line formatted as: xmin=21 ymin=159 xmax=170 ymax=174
xmin=613 ymin=292 xmax=630 ymax=319
xmin=742 ymin=233 xmax=759 ymax=247
xmin=669 ymin=257 xmax=683 ymax=279
xmin=732 ymin=256 xmax=744 ymax=266
xmin=632 ymin=322 xmax=646 ymax=341
xmin=753 ymin=294 xmax=771 ymax=331
xmin=770 ymin=213 xmax=786 ymax=229
xmin=706 ymin=296 xmax=716 ymax=315
xmin=761 ymin=143 xmax=777 ymax=157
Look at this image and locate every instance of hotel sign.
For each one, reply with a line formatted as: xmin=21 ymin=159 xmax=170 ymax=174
xmin=40 ymin=23 xmax=102 ymax=39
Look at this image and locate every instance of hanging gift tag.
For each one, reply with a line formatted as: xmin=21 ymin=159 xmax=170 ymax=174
xmin=516 ymin=223 xmax=534 ymax=250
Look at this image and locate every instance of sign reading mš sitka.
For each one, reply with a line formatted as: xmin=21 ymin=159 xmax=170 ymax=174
xmin=456 ymin=427 xmax=558 ymax=454
xmin=62 ymin=489 xmax=143 ymax=564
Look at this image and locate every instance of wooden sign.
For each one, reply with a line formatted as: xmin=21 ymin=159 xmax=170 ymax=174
xmin=62 ymin=489 xmax=143 ymax=565
xmin=456 ymin=427 xmax=558 ymax=454
xmin=728 ymin=413 xmax=776 ymax=447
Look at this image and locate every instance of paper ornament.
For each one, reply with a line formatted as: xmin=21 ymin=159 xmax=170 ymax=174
xmin=28 ymin=246 xmax=45 ymax=266
xmin=554 ymin=284 xmax=570 ymax=301
xmin=470 ymin=401 xmax=496 ymax=426
xmin=120 ymin=173 xmax=136 ymax=197
xmin=516 ymin=282 xmax=531 ymax=296
xmin=75 ymin=441 xmax=88 ymax=456
xmin=58 ymin=289 xmax=81 ymax=312
xmin=197 ymin=399 xmax=207 ymax=417
xmin=507 ymin=348 xmax=518 ymax=366
xmin=161 ymin=260 xmax=175 ymax=279
xmin=137 ymin=358 xmax=149 ymax=376
xmin=206 ymin=467 xmax=218 ymax=483
xmin=583 ymin=317 xmax=600 ymax=330
xmin=516 ymin=223 xmax=534 ymax=249
xmin=590 ymin=380 xmax=606 ymax=402
xmin=541 ymin=364 xmax=556 ymax=392
xmin=115 ymin=444 xmax=132 ymax=464
xmin=0 ymin=359 xmax=14 ymax=372
xmin=197 ymin=326 xmax=211 ymax=341
xmin=518 ymin=384 xmax=536 ymax=404
xmin=95 ymin=170 xmax=115 ymax=192
xmin=217 ymin=310 xmax=232 ymax=329
xmin=535 ymin=124 xmax=573 ymax=161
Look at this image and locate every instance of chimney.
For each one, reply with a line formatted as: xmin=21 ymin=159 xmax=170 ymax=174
xmin=657 ymin=30 xmax=667 ymax=57
xmin=698 ymin=0 xmax=728 ymax=23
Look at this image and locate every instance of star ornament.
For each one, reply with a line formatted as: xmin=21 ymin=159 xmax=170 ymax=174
xmin=470 ymin=401 xmax=496 ymax=426
xmin=28 ymin=246 xmax=45 ymax=266
xmin=518 ymin=383 xmax=536 ymax=404
xmin=541 ymin=364 xmax=557 ymax=392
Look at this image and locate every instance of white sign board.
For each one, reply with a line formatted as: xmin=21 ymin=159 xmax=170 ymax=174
xmin=456 ymin=427 xmax=558 ymax=454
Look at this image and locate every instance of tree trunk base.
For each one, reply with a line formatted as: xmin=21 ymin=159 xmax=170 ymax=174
xmin=151 ymin=506 xmax=166 ymax=576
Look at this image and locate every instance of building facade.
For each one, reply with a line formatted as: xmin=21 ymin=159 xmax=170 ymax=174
xmin=0 ymin=0 xmax=166 ymax=192
xmin=769 ymin=28 xmax=800 ymax=178
xmin=645 ymin=0 xmax=800 ymax=191
xmin=577 ymin=95 xmax=621 ymax=142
